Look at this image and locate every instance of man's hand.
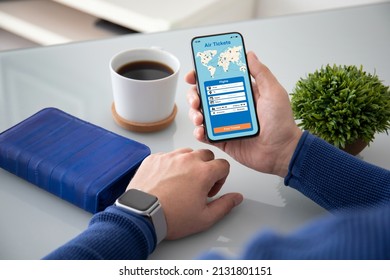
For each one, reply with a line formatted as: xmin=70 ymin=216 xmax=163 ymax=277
xmin=127 ymin=148 xmax=243 ymax=240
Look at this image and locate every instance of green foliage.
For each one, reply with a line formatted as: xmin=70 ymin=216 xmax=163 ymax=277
xmin=291 ymin=64 xmax=390 ymax=148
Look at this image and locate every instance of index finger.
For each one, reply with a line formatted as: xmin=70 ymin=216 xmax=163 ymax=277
xmin=205 ymin=158 xmax=230 ymax=187
xmin=185 ymin=70 xmax=196 ymax=85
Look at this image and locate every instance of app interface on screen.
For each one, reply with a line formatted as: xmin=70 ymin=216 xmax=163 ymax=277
xmin=192 ymin=33 xmax=258 ymax=141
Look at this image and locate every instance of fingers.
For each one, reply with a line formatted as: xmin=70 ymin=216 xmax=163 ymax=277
xmin=193 ymin=126 xmax=206 ymax=142
xmin=186 ymin=82 xmax=207 ymax=142
xmin=170 ymin=147 xmax=194 ymax=155
xmin=188 ymin=108 xmax=203 ymax=126
xmin=206 ymin=192 xmax=243 ymax=224
xmin=203 ymin=160 xmax=242 ymax=231
xmin=194 ymin=150 xmax=230 ymax=183
xmin=148 ymin=147 xmax=241 ymax=240
xmin=192 ymin=148 xmax=215 ymax=161
xmin=182 ymin=149 xmax=231 ymax=195
xmin=185 ymin=71 xmax=199 ymax=113
xmin=190 ymin=149 xmax=242 ymax=230
xmin=186 ymin=83 xmax=204 ymax=126
xmin=185 ymin=70 xmax=196 ymax=85
xmin=186 ymin=85 xmax=200 ymax=108
xmin=167 ymin=148 xmax=215 ymax=163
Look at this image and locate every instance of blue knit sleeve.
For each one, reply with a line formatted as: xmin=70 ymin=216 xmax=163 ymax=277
xmin=43 ymin=206 xmax=156 ymax=259
xmin=201 ymin=204 xmax=390 ymax=259
xmin=199 ymin=131 xmax=390 ymax=260
xmin=285 ymin=131 xmax=390 ymax=211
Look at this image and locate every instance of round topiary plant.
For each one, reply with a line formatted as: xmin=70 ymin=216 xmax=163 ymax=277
xmin=291 ymin=64 xmax=390 ymax=154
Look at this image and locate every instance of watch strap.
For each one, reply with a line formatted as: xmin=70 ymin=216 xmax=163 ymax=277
xmin=149 ymin=203 xmax=167 ymax=244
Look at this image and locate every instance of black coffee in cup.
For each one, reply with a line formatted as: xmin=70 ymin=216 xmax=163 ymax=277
xmin=117 ymin=60 xmax=174 ymax=80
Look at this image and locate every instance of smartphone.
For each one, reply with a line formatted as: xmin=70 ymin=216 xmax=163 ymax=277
xmin=191 ymin=32 xmax=259 ymax=142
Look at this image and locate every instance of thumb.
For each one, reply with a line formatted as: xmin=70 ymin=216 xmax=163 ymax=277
xmin=247 ymin=51 xmax=279 ymax=95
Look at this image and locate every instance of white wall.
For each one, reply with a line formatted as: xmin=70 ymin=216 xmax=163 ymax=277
xmin=255 ymin=0 xmax=390 ymax=17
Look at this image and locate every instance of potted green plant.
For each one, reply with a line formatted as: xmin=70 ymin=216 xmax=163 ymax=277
xmin=291 ymin=64 xmax=390 ymax=155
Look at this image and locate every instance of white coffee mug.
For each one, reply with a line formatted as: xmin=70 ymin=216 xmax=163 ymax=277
xmin=110 ymin=47 xmax=180 ymax=132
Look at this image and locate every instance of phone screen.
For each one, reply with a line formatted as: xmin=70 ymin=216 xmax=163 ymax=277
xmin=191 ymin=32 xmax=259 ymax=142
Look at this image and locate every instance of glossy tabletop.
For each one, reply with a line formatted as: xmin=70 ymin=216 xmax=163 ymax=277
xmin=0 ymin=3 xmax=389 ymax=259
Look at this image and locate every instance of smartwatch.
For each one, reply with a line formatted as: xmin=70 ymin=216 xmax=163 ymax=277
xmin=115 ymin=189 xmax=167 ymax=244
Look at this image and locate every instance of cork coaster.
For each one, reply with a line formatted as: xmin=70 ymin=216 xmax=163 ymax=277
xmin=111 ymin=103 xmax=177 ymax=133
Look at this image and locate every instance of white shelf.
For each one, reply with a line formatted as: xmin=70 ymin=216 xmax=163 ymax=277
xmin=54 ymin=0 xmax=256 ymax=33
xmin=0 ymin=0 xmax=119 ymax=46
xmin=0 ymin=28 xmax=39 ymax=52
xmin=0 ymin=0 xmax=255 ymax=47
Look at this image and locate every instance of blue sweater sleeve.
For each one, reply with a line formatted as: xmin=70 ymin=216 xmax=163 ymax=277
xmin=285 ymin=131 xmax=390 ymax=211
xmin=43 ymin=206 xmax=156 ymax=260
xmin=201 ymin=132 xmax=390 ymax=259
xmin=201 ymin=205 xmax=390 ymax=259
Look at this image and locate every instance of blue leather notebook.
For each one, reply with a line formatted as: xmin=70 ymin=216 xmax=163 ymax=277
xmin=0 ymin=108 xmax=151 ymax=213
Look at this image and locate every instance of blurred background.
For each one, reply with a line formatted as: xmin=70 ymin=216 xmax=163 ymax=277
xmin=1 ymin=0 xmax=389 ymax=52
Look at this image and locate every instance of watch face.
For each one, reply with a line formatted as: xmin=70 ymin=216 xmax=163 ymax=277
xmin=117 ymin=189 xmax=157 ymax=211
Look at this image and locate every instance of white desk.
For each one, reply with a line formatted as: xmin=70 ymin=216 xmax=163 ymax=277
xmin=0 ymin=3 xmax=389 ymax=259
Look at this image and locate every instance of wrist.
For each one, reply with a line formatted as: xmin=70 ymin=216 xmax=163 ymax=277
xmin=115 ymin=189 xmax=167 ymax=244
xmin=275 ymin=128 xmax=303 ymax=178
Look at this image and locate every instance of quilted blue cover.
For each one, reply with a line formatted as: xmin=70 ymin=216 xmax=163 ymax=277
xmin=0 ymin=108 xmax=150 ymax=213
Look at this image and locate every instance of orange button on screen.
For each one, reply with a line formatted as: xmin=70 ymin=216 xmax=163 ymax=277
xmin=214 ymin=123 xmax=252 ymax=134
